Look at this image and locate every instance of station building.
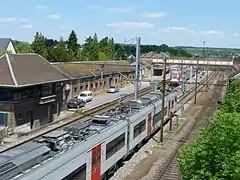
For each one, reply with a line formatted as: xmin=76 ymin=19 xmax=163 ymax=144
xmin=0 ymin=54 xmax=135 ymax=133
xmin=0 ymin=53 xmax=68 ymax=131
xmin=53 ymin=61 xmax=135 ymax=102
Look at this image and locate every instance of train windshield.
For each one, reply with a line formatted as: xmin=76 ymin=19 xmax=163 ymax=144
xmin=172 ymin=72 xmax=178 ymax=79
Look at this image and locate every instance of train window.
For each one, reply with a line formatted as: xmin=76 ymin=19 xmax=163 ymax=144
xmin=97 ymin=148 xmax=101 ymax=165
xmin=63 ymin=163 xmax=86 ymax=180
xmin=172 ymin=73 xmax=178 ymax=79
xmin=106 ymin=133 xmax=125 ymax=160
xmin=133 ymin=119 xmax=146 ymax=138
xmin=92 ymin=151 xmax=96 ymax=170
xmin=153 ymin=112 xmax=161 ymax=126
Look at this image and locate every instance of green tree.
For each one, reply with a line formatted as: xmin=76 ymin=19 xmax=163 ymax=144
xmin=47 ymin=40 xmax=74 ymax=62
xmin=12 ymin=40 xmax=33 ymax=53
xmin=31 ymin=32 xmax=48 ymax=58
xmin=179 ymin=113 xmax=240 ymax=180
xmin=82 ymin=33 xmax=99 ymax=61
xmin=178 ymin=79 xmax=240 ymax=179
xmin=99 ymin=37 xmax=115 ymax=60
xmin=67 ymin=30 xmax=79 ymax=57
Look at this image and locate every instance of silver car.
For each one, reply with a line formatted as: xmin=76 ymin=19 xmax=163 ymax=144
xmin=107 ymin=86 xmax=120 ymax=93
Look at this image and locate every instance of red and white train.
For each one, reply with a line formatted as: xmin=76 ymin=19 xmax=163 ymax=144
xmin=170 ymin=68 xmax=191 ymax=85
xmin=1 ymin=90 xmax=179 ymax=180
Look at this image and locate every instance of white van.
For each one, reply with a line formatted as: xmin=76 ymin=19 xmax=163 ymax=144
xmin=77 ymin=91 xmax=93 ymax=103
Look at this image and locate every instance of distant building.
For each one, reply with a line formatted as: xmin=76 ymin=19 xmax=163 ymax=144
xmin=0 ymin=38 xmax=16 ymax=54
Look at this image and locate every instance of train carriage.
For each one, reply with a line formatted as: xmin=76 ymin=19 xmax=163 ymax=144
xmin=170 ymin=68 xmax=191 ymax=85
xmin=0 ymin=89 xmax=180 ymax=180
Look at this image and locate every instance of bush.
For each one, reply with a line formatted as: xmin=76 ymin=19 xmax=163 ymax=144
xmin=178 ymin=79 xmax=240 ymax=179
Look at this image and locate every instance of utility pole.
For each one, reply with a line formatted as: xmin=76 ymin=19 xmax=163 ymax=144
xmin=194 ymin=56 xmax=199 ymax=104
xmin=100 ymin=64 xmax=104 ymax=92
xmin=160 ymin=56 xmax=167 ymax=142
xmin=135 ymin=37 xmax=141 ymax=100
xmin=181 ymin=58 xmax=184 ymax=113
xmin=203 ymin=41 xmax=209 ymax=92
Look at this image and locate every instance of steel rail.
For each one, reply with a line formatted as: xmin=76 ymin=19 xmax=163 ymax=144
xmin=0 ymin=87 xmax=151 ymax=153
xmin=155 ymin=71 xmax=223 ymax=180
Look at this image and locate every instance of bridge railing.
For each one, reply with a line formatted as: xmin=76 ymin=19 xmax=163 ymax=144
xmin=151 ymin=58 xmax=234 ymax=67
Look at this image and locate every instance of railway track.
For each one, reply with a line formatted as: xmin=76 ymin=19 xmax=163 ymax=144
xmin=152 ymin=71 xmax=225 ymax=180
xmin=0 ymin=72 xmax=213 ymax=154
xmin=0 ymin=87 xmax=152 ymax=153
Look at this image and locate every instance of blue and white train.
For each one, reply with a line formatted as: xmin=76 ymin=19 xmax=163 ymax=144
xmin=0 ymin=90 xmax=178 ymax=180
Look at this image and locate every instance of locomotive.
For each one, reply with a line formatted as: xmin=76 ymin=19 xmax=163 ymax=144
xmin=0 ymin=90 xmax=179 ymax=180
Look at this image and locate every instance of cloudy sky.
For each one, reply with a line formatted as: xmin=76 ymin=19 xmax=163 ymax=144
xmin=1 ymin=0 xmax=240 ymax=48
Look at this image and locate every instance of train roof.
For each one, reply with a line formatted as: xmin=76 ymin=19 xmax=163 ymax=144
xmin=3 ymin=90 xmax=177 ymax=179
xmin=0 ymin=142 xmax=51 ymax=178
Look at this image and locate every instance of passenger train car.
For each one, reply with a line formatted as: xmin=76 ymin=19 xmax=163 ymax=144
xmin=0 ymin=90 xmax=179 ymax=180
xmin=170 ymin=67 xmax=191 ymax=85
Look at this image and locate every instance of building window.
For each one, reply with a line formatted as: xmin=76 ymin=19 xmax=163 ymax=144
xmin=18 ymin=113 xmax=23 ymax=121
xmin=74 ymin=87 xmax=77 ymax=93
xmin=80 ymin=86 xmax=83 ymax=91
xmin=13 ymin=93 xmax=21 ymax=100
xmin=106 ymin=133 xmax=125 ymax=159
xmin=133 ymin=120 xmax=146 ymax=138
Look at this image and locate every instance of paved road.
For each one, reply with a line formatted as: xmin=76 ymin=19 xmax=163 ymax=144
xmin=85 ymin=82 xmax=150 ymax=108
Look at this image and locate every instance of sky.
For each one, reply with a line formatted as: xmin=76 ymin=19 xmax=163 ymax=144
xmin=1 ymin=0 xmax=240 ymax=48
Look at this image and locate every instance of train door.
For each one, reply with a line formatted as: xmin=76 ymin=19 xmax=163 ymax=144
xmin=147 ymin=113 xmax=152 ymax=136
xmin=91 ymin=144 xmax=101 ymax=180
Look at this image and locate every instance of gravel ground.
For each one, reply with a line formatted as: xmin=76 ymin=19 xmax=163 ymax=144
xmin=110 ymin=71 xmax=227 ymax=180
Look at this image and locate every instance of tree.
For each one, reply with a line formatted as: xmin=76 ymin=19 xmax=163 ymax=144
xmin=47 ymin=40 xmax=74 ymax=62
xmin=12 ymin=40 xmax=33 ymax=53
xmin=31 ymin=32 xmax=48 ymax=58
xmin=178 ymin=113 xmax=240 ymax=179
xmin=82 ymin=33 xmax=99 ymax=61
xmin=178 ymin=79 xmax=240 ymax=179
xmin=67 ymin=30 xmax=79 ymax=57
xmin=99 ymin=37 xmax=115 ymax=60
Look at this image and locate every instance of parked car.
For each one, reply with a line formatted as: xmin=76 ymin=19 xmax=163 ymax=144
xmin=107 ymin=86 xmax=120 ymax=93
xmin=67 ymin=98 xmax=86 ymax=109
xmin=77 ymin=91 xmax=93 ymax=102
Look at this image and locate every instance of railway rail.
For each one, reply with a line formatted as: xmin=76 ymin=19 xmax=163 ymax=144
xmin=0 ymin=72 xmax=212 ymax=154
xmin=152 ymin=71 xmax=225 ymax=180
xmin=0 ymin=87 xmax=152 ymax=153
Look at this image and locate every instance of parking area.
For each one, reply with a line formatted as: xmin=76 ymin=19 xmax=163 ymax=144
xmin=85 ymin=82 xmax=150 ymax=108
xmin=62 ymin=82 xmax=150 ymax=118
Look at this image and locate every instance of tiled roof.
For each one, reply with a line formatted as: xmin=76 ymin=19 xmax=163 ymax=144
xmin=53 ymin=60 xmax=134 ymax=79
xmin=0 ymin=53 xmax=68 ymax=87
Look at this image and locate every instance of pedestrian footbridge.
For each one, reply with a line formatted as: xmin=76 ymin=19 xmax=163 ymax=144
xmin=151 ymin=58 xmax=234 ymax=67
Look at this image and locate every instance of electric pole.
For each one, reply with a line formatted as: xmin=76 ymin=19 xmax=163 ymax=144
xmin=194 ymin=56 xmax=199 ymax=104
xmin=135 ymin=37 xmax=141 ymax=100
xmin=181 ymin=58 xmax=184 ymax=113
xmin=160 ymin=56 xmax=167 ymax=142
xmin=203 ymin=41 xmax=209 ymax=92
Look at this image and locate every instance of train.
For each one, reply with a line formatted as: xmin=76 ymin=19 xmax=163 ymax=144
xmin=170 ymin=67 xmax=191 ymax=85
xmin=0 ymin=90 xmax=179 ymax=180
